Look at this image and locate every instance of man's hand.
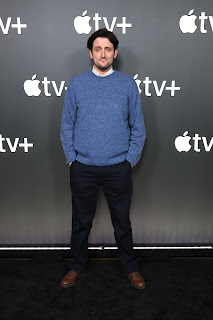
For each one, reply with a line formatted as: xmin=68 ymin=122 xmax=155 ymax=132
xmin=131 ymin=163 xmax=134 ymax=168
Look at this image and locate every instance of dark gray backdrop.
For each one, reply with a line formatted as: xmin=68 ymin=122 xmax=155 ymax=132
xmin=0 ymin=0 xmax=212 ymax=245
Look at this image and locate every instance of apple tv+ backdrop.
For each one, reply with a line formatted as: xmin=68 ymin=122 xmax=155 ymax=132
xmin=0 ymin=0 xmax=213 ymax=247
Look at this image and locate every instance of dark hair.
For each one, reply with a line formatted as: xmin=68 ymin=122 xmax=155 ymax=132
xmin=87 ymin=28 xmax=119 ymax=51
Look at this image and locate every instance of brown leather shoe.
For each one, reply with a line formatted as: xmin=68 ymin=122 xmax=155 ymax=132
xmin=60 ymin=270 xmax=80 ymax=288
xmin=128 ymin=272 xmax=146 ymax=289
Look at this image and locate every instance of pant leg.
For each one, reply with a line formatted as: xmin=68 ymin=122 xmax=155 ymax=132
xmin=102 ymin=160 xmax=138 ymax=274
xmin=69 ymin=161 xmax=100 ymax=273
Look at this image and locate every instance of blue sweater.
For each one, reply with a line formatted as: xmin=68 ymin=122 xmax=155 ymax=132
xmin=60 ymin=70 xmax=146 ymax=166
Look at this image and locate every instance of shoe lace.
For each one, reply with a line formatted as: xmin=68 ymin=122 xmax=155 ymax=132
xmin=67 ymin=271 xmax=76 ymax=278
xmin=132 ymin=272 xmax=141 ymax=279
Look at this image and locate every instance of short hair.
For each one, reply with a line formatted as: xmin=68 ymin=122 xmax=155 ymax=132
xmin=87 ymin=28 xmax=119 ymax=51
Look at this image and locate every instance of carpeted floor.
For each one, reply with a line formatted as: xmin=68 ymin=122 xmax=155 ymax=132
xmin=0 ymin=258 xmax=212 ymax=320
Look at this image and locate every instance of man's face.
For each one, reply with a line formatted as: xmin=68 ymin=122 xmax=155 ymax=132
xmin=89 ymin=37 xmax=118 ymax=74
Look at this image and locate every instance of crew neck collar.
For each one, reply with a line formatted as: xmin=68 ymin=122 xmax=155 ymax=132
xmin=92 ymin=65 xmax=114 ymax=77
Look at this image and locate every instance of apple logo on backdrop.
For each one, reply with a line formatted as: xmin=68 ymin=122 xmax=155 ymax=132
xmin=179 ymin=9 xmax=197 ymax=33
xmin=133 ymin=74 xmax=142 ymax=94
xmin=74 ymin=10 xmax=92 ymax=34
xmin=24 ymin=74 xmax=41 ymax=97
xmin=175 ymin=131 xmax=192 ymax=152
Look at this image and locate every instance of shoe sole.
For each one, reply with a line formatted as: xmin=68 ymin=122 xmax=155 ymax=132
xmin=60 ymin=281 xmax=76 ymax=288
xmin=131 ymin=282 xmax=146 ymax=290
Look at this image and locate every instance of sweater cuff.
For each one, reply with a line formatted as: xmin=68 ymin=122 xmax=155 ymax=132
xmin=125 ymin=154 xmax=139 ymax=167
xmin=66 ymin=151 xmax=77 ymax=164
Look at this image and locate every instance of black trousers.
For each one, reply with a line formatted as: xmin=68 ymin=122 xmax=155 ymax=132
xmin=69 ymin=159 xmax=138 ymax=274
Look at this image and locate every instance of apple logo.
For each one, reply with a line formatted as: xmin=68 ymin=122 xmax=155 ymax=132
xmin=179 ymin=9 xmax=197 ymax=33
xmin=133 ymin=74 xmax=142 ymax=94
xmin=175 ymin=131 xmax=192 ymax=152
xmin=74 ymin=10 xmax=92 ymax=34
xmin=24 ymin=74 xmax=41 ymax=97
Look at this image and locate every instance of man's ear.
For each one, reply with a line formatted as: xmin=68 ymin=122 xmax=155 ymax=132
xmin=114 ymin=48 xmax=118 ymax=59
xmin=89 ymin=49 xmax=93 ymax=60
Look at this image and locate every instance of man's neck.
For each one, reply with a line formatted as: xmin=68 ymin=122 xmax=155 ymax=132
xmin=92 ymin=65 xmax=114 ymax=77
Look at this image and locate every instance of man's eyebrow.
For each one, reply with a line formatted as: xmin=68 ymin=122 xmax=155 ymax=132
xmin=94 ymin=46 xmax=112 ymax=49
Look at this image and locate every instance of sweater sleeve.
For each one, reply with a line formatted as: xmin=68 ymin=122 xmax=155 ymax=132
xmin=60 ymin=80 xmax=77 ymax=163
xmin=125 ymin=79 xmax=146 ymax=166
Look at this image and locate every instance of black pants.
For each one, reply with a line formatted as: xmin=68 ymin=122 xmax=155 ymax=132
xmin=69 ymin=159 xmax=138 ymax=274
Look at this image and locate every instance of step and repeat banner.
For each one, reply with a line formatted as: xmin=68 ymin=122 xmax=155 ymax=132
xmin=0 ymin=0 xmax=212 ymax=245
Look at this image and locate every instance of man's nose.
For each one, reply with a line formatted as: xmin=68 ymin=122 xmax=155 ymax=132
xmin=101 ymin=50 xmax=106 ymax=57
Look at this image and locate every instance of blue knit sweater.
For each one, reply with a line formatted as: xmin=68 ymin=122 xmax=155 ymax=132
xmin=60 ymin=70 xmax=146 ymax=166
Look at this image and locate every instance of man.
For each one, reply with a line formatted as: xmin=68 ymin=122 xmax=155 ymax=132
xmin=60 ymin=28 xmax=146 ymax=289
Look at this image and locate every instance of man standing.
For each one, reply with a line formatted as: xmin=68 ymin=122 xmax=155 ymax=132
xmin=60 ymin=28 xmax=146 ymax=289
